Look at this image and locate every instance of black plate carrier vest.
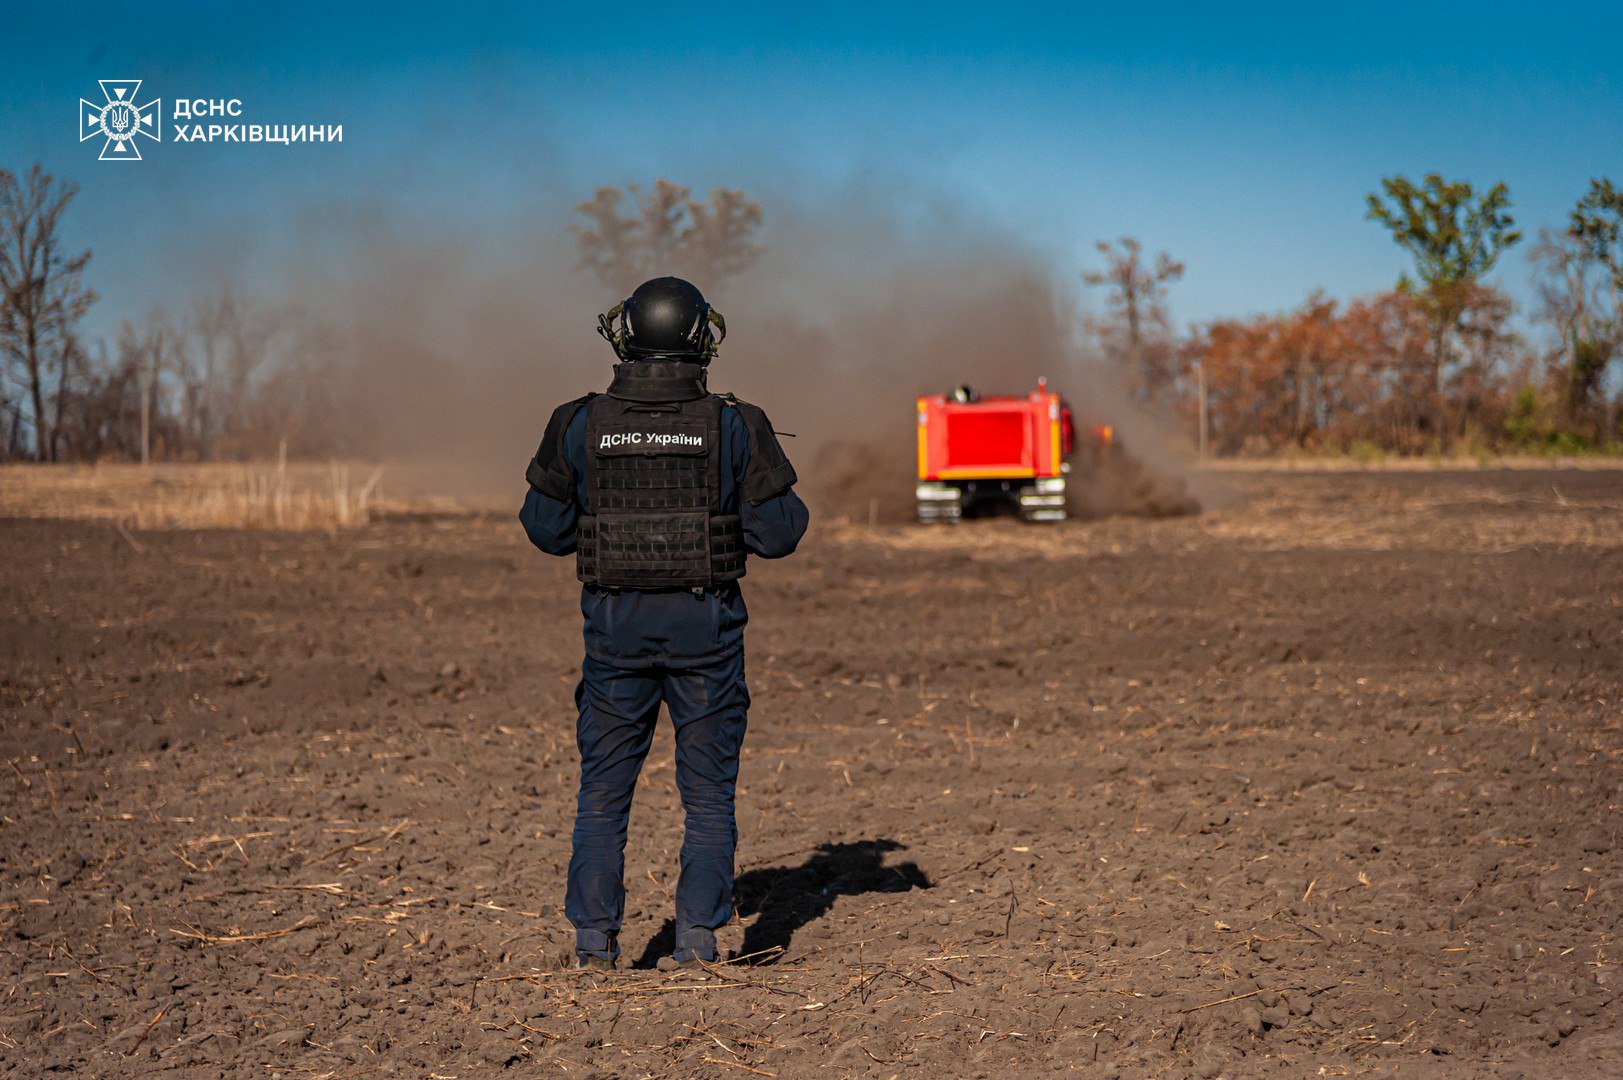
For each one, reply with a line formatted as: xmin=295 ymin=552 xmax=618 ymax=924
xmin=577 ymin=393 xmax=747 ymax=590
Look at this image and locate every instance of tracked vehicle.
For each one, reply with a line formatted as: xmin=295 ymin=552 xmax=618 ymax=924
xmin=915 ymin=379 xmax=1109 ymax=523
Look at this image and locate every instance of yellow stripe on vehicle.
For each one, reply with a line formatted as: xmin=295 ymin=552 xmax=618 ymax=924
xmin=938 ymin=466 xmax=1038 ymax=480
xmin=917 ymin=400 xmax=930 ymax=479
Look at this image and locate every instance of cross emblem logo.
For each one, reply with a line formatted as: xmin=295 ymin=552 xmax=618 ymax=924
xmin=80 ymin=80 xmax=161 ymax=160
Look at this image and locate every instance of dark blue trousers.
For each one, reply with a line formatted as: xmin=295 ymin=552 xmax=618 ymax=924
xmin=566 ymin=650 xmax=749 ymax=963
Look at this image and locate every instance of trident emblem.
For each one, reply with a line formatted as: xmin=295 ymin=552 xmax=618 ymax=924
xmin=80 ymin=80 xmax=161 ymax=161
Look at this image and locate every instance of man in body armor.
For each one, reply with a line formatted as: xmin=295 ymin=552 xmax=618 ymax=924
xmin=521 ymin=277 xmax=809 ymax=970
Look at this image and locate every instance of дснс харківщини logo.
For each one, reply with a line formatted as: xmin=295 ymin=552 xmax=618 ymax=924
xmin=77 ymin=88 xmax=343 ymax=150
xmin=79 ymin=80 xmax=161 ymax=160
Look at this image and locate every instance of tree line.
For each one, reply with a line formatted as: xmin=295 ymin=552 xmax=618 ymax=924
xmin=0 ymin=165 xmax=351 ymax=462
xmin=1089 ymin=176 xmax=1622 ymax=454
xmin=2 ymin=162 xmax=1618 ymax=463
xmin=0 ymin=168 xmax=762 ymax=464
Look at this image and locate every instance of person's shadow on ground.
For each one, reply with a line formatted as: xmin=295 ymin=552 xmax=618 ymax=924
xmin=630 ymin=839 xmax=931 ymax=969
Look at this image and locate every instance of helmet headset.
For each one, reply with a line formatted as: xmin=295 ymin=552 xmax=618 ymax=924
xmin=596 ymin=276 xmax=727 ymax=363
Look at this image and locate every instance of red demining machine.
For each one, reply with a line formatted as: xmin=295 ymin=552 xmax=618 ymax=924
xmin=915 ymin=379 xmax=1113 ymax=524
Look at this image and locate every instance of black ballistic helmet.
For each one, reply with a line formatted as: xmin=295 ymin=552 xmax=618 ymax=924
xmin=597 ymin=276 xmax=726 ymax=363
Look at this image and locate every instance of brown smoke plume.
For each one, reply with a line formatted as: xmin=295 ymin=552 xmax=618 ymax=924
xmin=272 ymin=187 xmax=1203 ymax=520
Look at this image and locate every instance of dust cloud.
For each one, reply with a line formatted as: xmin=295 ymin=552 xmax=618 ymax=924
xmin=273 ymin=188 xmax=1202 ymax=521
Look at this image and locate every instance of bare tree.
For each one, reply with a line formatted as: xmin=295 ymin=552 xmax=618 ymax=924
xmin=48 ymin=331 xmax=92 ymax=460
xmin=1081 ymin=237 xmax=1185 ymax=402
xmin=1 ymin=397 xmax=22 ymax=458
xmin=93 ymin=293 xmax=315 ymax=463
xmin=195 ymin=283 xmax=275 ymax=455
xmin=161 ymin=283 xmax=277 ymax=458
xmin=115 ymin=311 xmax=180 ymax=463
xmin=0 ymin=337 xmax=14 ymax=457
xmin=53 ymin=335 xmax=136 ymax=460
xmin=681 ymin=188 xmax=765 ymax=285
xmin=1530 ymin=228 xmax=1612 ymax=430
xmin=570 ymin=179 xmax=763 ymax=293
xmin=245 ymin=318 xmax=349 ymax=459
xmin=571 ymin=186 xmax=644 ymax=290
xmin=0 ymin=165 xmax=97 ymax=461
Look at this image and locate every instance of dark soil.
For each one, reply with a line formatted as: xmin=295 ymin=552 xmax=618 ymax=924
xmin=3 ymin=467 xmax=1620 ymax=1077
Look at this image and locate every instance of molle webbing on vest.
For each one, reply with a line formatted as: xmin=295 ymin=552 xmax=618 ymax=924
xmin=577 ymin=393 xmax=747 ymax=590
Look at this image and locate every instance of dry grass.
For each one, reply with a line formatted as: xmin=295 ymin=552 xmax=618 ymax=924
xmin=0 ymin=460 xmax=412 ymax=530
xmin=1202 ymin=454 xmax=1623 ymax=472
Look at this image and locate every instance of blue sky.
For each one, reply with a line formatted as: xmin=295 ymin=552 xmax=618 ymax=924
xmin=6 ymin=1 xmax=1621 ymax=342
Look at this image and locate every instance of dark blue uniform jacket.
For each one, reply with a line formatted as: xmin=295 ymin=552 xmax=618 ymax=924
xmin=521 ymin=401 xmax=808 ymax=668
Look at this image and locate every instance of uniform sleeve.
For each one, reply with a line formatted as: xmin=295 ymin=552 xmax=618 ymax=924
xmin=723 ymin=400 xmax=808 ymax=557
xmin=729 ymin=398 xmax=799 ymax=504
xmin=519 ymin=486 xmax=579 ymax=555
xmin=741 ymin=487 xmax=809 ymax=558
xmin=520 ymin=399 xmax=586 ymax=556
